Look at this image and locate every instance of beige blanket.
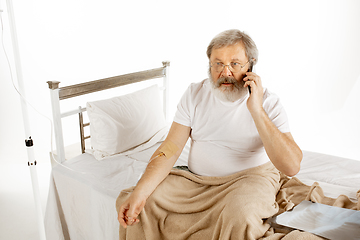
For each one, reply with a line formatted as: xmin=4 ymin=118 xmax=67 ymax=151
xmin=116 ymin=163 xmax=359 ymax=240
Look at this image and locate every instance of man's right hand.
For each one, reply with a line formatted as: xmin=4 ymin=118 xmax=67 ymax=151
xmin=118 ymin=191 xmax=147 ymax=228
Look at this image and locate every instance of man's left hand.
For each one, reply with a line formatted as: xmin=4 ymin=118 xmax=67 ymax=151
xmin=243 ymin=71 xmax=264 ymax=113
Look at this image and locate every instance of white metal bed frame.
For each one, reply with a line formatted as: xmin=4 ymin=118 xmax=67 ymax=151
xmin=47 ymin=61 xmax=170 ymax=163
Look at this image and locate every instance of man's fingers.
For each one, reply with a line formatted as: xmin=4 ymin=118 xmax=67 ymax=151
xmin=244 ymin=80 xmax=255 ymax=89
xmin=245 ymin=72 xmax=261 ymax=84
xmin=119 ymin=218 xmax=128 ymax=229
xmin=118 ymin=194 xmax=146 ymax=228
xmin=125 ymin=208 xmax=140 ymax=224
xmin=129 ymin=219 xmax=140 ymax=226
xmin=118 ymin=204 xmax=130 ymax=228
xmin=125 ymin=216 xmax=140 ymax=226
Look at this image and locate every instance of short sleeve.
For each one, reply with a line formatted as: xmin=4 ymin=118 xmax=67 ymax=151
xmin=263 ymin=89 xmax=290 ymax=133
xmin=173 ymin=85 xmax=193 ymax=127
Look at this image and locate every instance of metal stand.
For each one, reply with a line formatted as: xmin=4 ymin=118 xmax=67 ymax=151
xmin=4 ymin=0 xmax=46 ymax=239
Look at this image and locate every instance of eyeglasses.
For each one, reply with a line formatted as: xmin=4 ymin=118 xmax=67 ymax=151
xmin=210 ymin=61 xmax=249 ymax=73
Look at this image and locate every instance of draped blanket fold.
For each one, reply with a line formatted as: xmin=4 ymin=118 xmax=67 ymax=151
xmin=116 ymin=162 xmax=359 ymax=240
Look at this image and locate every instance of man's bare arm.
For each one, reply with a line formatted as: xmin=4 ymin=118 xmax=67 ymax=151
xmin=118 ymin=121 xmax=191 ymax=228
xmin=251 ymin=109 xmax=302 ymax=176
xmin=244 ymin=72 xmax=302 ymax=177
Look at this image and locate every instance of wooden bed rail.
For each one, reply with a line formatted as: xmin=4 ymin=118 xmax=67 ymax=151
xmin=47 ymin=61 xmax=170 ymax=163
xmin=47 ymin=61 xmax=169 ymax=99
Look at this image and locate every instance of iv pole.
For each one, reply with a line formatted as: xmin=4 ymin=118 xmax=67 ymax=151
xmin=2 ymin=0 xmax=46 ymax=239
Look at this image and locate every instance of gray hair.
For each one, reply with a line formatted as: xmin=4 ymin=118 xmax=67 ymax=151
xmin=206 ymin=29 xmax=258 ymax=66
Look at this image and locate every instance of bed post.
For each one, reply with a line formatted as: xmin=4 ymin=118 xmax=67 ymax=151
xmin=162 ymin=61 xmax=170 ymax=122
xmin=47 ymin=81 xmax=66 ymax=163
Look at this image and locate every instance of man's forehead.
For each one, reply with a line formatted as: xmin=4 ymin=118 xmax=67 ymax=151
xmin=210 ymin=43 xmax=247 ymax=62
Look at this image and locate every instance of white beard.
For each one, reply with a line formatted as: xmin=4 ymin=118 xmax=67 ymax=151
xmin=209 ymin=75 xmax=248 ymax=102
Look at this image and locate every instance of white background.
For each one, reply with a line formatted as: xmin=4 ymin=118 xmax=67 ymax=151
xmin=0 ymin=0 xmax=359 ymax=238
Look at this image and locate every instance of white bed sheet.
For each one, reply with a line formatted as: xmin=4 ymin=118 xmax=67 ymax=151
xmin=295 ymin=151 xmax=360 ymax=201
xmin=44 ymin=146 xmax=360 ymax=240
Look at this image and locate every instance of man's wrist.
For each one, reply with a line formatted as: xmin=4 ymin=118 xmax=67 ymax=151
xmin=133 ymin=186 xmax=151 ymax=200
xmin=249 ymin=105 xmax=266 ymax=119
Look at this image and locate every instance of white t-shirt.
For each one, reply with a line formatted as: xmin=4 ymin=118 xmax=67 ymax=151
xmin=174 ymin=79 xmax=290 ymax=177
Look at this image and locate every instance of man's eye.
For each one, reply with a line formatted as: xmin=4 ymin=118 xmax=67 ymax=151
xmin=215 ymin=62 xmax=222 ymax=66
xmin=232 ymin=62 xmax=240 ymax=66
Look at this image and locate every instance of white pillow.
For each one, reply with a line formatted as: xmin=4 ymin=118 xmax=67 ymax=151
xmin=86 ymin=85 xmax=167 ymax=160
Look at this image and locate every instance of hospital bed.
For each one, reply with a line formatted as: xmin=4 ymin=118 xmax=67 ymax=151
xmin=44 ymin=62 xmax=360 ymax=240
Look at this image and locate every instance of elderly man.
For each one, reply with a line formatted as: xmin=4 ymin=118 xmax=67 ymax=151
xmin=117 ymin=29 xmax=302 ymax=239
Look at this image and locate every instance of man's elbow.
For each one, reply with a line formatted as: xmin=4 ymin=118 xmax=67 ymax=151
xmin=285 ymin=151 xmax=303 ymax=177
xmin=285 ymin=166 xmax=300 ymax=177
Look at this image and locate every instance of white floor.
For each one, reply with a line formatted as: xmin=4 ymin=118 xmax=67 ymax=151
xmin=0 ymin=162 xmax=51 ymax=240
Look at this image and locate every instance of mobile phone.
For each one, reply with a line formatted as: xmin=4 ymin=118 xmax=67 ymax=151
xmin=247 ymin=64 xmax=253 ymax=94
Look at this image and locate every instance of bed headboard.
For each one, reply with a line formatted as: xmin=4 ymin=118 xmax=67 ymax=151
xmin=47 ymin=61 xmax=170 ymax=163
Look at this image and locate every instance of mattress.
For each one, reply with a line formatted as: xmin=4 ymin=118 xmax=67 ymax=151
xmin=44 ymin=143 xmax=360 ymax=240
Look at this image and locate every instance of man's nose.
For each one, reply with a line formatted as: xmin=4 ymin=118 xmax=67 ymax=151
xmin=220 ymin=65 xmax=232 ymax=77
